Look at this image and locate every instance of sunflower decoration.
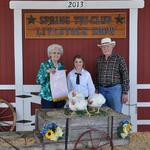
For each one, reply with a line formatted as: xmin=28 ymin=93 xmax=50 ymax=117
xmin=40 ymin=122 xmax=63 ymax=141
xmin=117 ymin=120 xmax=132 ymax=139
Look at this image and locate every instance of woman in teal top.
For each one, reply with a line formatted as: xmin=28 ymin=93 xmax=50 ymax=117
xmin=36 ymin=43 xmax=65 ymax=108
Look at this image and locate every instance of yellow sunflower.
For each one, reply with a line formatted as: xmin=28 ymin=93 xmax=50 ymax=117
xmin=45 ymin=129 xmax=55 ymax=140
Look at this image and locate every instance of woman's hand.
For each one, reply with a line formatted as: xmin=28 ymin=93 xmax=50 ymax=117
xmin=47 ymin=68 xmax=56 ymax=74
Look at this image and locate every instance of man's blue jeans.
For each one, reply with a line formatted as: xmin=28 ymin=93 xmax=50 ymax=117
xmin=99 ymin=84 xmax=122 ymax=113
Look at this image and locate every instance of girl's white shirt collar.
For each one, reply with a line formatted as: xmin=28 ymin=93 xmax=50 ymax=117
xmin=73 ymin=68 xmax=85 ymax=74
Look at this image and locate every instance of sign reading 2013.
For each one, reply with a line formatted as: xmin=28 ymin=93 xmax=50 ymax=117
xmin=67 ymin=0 xmax=84 ymax=8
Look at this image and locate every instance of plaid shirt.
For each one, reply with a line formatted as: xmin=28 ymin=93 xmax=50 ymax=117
xmin=96 ymin=53 xmax=129 ymax=94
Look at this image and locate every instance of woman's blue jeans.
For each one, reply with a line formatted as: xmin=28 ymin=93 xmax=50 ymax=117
xmin=99 ymin=84 xmax=122 ymax=113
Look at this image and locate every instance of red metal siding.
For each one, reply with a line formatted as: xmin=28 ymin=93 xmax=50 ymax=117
xmin=31 ymin=102 xmax=40 ymax=116
xmin=138 ymin=125 xmax=150 ymax=132
xmin=137 ymin=107 xmax=150 ymax=120
xmin=0 ymin=90 xmax=15 ymax=102
xmin=138 ymin=0 xmax=150 ymax=84
xmin=137 ymin=0 xmax=150 ymax=132
xmin=138 ymin=89 xmax=150 ymax=102
xmin=0 ymin=0 xmax=15 ymax=84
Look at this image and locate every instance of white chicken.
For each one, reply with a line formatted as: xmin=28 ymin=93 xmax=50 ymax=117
xmin=88 ymin=93 xmax=106 ymax=113
xmin=68 ymin=91 xmax=89 ymax=114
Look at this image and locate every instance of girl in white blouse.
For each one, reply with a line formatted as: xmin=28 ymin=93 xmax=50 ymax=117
xmin=67 ymin=55 xmax=95 ymax=98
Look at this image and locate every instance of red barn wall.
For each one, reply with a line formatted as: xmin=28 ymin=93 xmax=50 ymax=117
xmin=0 ymin=0 xmax=15 ymax=102
xmin=137 ymin=0 xmax=150 ymax=131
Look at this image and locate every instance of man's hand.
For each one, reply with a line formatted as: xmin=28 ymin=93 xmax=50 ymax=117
xmin=122 ymin=94 xmax=128 ymax=103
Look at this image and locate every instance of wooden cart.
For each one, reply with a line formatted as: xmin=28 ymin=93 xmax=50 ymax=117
xmin=35 ymin=107 xmax=130 ymax=150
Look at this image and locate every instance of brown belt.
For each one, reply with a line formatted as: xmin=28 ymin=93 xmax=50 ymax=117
xmin=100 ymin=83 xmax=119 ymax=88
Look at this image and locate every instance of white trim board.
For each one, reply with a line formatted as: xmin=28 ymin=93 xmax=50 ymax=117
xmin=129 ymin=8 xmax=138 ymax=132
xmin=137 ymin=120 xmax=150 ymax=125
xmin=137 ymin=84 xmax=150 ymax=89
xmin=0 ymin=85 xmax=16 ymax=89
xmin=9 ymin=0 xmax=144 ymax=10
xmin=137 ymin=102 xmax=150 ymax=107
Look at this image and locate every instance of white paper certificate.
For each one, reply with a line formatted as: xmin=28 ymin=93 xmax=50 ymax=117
xmin=50 ymin=70 xmax=68 ymax=102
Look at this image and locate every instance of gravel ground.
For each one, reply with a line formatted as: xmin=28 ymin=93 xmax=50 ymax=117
xmin=0 ymin=132 xmax=150 ymax=150
xmin=101 ymin=132 xmax=150 ymax=150
xmin=114 ymin=132 xmax=150 ymax=150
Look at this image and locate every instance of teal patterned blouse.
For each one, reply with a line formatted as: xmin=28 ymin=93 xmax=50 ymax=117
xmin=36 ymin=59 xmax=64 ymax=101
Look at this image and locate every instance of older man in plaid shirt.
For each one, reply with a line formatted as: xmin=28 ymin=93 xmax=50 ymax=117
xmin=96 ymin=38 xmax=129 ymax=113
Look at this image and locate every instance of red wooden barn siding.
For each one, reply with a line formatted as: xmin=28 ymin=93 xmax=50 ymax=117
xmin=138 ymin=0 xmax=150 ymax=131
xmin=0 ymin=0 xmax=15 ymax=103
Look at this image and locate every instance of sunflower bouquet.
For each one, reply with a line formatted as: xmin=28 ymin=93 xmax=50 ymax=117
xmin=117 ymin=120 xmax=132 ymax=139
xmin=40 ymin=122 xmax=64 ymax=141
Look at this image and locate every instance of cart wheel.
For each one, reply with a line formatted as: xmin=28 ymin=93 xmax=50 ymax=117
xmin=0 ymin=99 xmax=16 ymax=132
xmin=73 ymin=128 xmax=113 ymax=150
